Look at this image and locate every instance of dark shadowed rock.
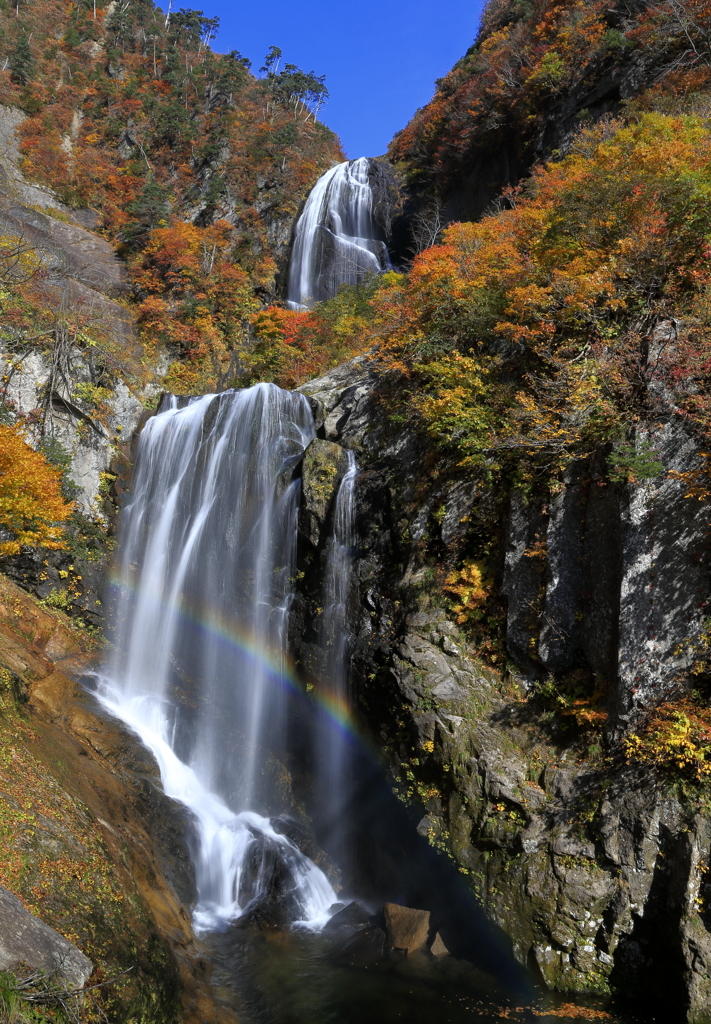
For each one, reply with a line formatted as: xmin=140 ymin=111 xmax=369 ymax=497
xmin=336 ymin=925 xmax=388 ymax=966
xmin=500 ymin=493 xmax=548 ymax=675
xmin=323 ymin=901 xmax=371 ymax=937
xmin=383 ymin=903 xmax=430 ymax=954
xmin=0 ymin=885 xmax=92 ymax=988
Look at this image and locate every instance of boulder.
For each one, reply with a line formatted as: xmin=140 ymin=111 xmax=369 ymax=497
xmin=297 ymin=356 xmax=377 ymax=448
xmin=324 ymin=901 xmax=371 ymax=937
xmin=383 ymin=903 xmax=430 ymax=954
xmin=430 ymin=933 xmax=449 ymax=957
xmin=0 ymin=885 xmax=92 ymax=989
xmin=337 ymin=925 xmax=387 ymax=966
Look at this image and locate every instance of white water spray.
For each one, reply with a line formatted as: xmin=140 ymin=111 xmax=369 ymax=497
xmin=98 ymin=385 xmax=338 ymax=933
xmin=287 ymin=157 xmax=390 ymax=309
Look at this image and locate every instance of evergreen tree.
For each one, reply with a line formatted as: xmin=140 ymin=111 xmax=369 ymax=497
xmin=8 ymin=33 xmax=33 ymax=84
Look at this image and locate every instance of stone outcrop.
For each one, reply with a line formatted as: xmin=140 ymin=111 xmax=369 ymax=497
xmin=0 ymin=885 xmax=92 ymax=989
xmin=0 ymin=103 xmax=159 ymax=513
xmin=299 ymin=438 xmax=352 ymax=549
xmin=294 ymin=353 xmax=711 ymax=1021
xmin=298 ymin=355 xmax=378 ymax=447
xmin=299 ymin=350 xmax=711 ymax=728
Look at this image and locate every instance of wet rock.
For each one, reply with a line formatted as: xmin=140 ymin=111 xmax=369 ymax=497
xmin=323 ymin=901 xmax=371 ymax=937
xmin=383 ymin=903 xmax=430 ymax=954
xmin=299 ymin=439 xmax=351 ymax=549
xmin=336 ymin=925 xmax=388 ymax=966
xmin=0 ymin=885 xmax=92 ymax=988
xmin=270 ymin=816 xmax=320 ymax=862
xmin=235 ymin=830 xmax=310 ymax=931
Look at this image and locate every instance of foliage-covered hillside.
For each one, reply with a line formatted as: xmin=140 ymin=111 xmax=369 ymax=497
xmin=0 ymin=0 xmax=343 ymax=394
xmin=259 ymin=0 xmax=711 ymax=754
xmin=389 ymin=0 xmax=711 ymax=219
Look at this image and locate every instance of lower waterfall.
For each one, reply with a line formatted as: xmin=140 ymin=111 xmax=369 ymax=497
xmin=85 ymin=382 xmax=537 ymax=1022
xmin=97 ymin=384 xmax=342 ymax=934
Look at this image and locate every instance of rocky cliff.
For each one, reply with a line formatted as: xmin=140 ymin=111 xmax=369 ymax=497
xmin=295 ymin=354 xmax=711 ymax=1023
xmin=389 ymin=0 xmax=711 ymax=239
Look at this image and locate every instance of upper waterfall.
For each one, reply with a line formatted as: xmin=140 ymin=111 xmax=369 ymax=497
xmin=287 ymin=157 xmax=391 ymax=309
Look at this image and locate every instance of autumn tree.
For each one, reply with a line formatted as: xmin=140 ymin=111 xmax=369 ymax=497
xmin=0 ymin=424 xmax=73 ymax=556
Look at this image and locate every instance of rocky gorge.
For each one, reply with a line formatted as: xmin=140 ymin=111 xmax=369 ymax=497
xmin=3 ymin=0 xmax=711 ymax=1021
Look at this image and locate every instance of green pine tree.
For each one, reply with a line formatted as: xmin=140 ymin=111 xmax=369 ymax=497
xmin=8 ymin=34 xmax=34 ymax=84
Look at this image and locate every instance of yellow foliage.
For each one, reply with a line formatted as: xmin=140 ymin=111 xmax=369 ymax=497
xmin=625 ymin=699 xmax=711 ymax=781
xmin=0 ymin=425 xmax=73 ymax=556
xmin=443 ymin=559 xmax=490 ymax=624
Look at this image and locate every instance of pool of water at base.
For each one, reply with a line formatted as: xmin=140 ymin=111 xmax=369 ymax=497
xmin=201 ymin=927 xmax=656 ymax=1024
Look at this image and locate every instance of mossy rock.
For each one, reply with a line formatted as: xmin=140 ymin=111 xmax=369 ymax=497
xmin=300 ymin=439 xmax=351 ymax=548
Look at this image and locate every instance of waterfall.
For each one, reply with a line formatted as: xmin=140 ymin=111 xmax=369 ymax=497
xmin=96 ymin=384 xmax=339 ymax=934
xmin=287 ymin=157 xmax=390 ymax=309
xmin=317 ymin=452 xmax=357 ymax=822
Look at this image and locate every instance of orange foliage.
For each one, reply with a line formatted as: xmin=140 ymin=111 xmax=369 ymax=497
xmin=390 ymin=0 xmax=711 ymax=206
xmin=0 ymin=425 xmax=73 ymax=556
xmin=0 ymin=0 xmax=344 ymax=394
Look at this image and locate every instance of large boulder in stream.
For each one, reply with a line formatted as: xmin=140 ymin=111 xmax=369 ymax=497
xmin=383 ymin=903 xmax=431 ymax=954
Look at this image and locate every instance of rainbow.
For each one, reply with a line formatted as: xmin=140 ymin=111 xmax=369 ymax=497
xmin=106 ymin=569 xmax=359 ymax=744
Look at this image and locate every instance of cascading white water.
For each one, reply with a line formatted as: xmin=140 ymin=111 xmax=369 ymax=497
xmin=97 ymin=384 xmax=338 ymax=934
xmin=317 ymin=452 xmax=357 ymax=814
xmin=287 ymin=157 xmax=390 ymax=309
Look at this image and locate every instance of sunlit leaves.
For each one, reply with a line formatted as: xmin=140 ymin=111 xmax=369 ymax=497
xmin=0 ymin=425 xmax=73 ymax=556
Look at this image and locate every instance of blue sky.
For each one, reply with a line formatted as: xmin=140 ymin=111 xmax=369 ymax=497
xmin=156 ymin=1 xmax=486 ymax=157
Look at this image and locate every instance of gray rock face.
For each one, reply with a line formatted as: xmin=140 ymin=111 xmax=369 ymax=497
xmin=293 ymin=344 xmax=711 ymax=1019
xmin=297 ymin=356 xmax=378 ymax=448
xmin=379 ymin=609 xmax=711 ymax=1015
xmin=0 ymin=104 xmax=152 ymax=512
xmin=0 ymin=885 xmax=92 ymax=988
xmin=495 ymin=416 xmax=711 ymax=726
xmin=0 ymin=198 xmax=128 ymax=297
xmin=617 ymin=421 xmax=710 ymax=723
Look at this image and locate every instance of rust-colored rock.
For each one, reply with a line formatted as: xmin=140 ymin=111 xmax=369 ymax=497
xmin=383 ymin=903 xmax=430 ymax=954
xmin=0 ymin=573 xmax=240 ymax=1024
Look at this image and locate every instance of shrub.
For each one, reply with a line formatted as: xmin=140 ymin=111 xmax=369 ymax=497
xmin=625 ymin=699 xmax=711 ymax=782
